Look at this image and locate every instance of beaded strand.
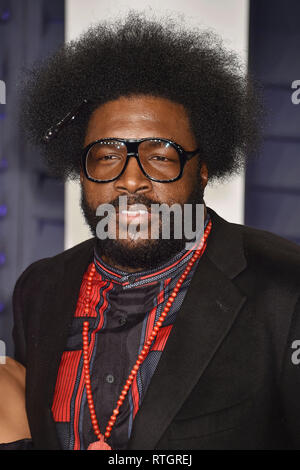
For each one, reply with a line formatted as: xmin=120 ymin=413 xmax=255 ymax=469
xmin=82 ymin=219 xmax=212 ymax=449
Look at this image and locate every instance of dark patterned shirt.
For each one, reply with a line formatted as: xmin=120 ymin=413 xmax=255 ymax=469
xmin=52 ymin=216 xmax=211 ymax=449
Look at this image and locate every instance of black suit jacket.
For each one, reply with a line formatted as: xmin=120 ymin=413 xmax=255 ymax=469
xmin=12 ymin=208 xmax=300 ymax=449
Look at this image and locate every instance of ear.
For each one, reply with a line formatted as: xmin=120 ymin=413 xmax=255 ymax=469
xmin=80 ymin=168 xmax=84 ymax=185
xmin=200 ymin=162 xmax=208 ymax=189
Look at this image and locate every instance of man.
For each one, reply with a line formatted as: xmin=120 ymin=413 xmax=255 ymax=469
xmin=13 ymin=12 xmax=300 ymax=450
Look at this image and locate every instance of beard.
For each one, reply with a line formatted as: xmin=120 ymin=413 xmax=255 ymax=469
xmin=80 ymin=182 xmax=205 ymax=271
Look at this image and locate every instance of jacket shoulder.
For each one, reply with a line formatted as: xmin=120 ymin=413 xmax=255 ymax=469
xmin=50 ymin=237 xmax=95 ymax=264
xmin=207 ymin=207 xmax=300 ymax=285
xmin=12 ymin=237 xmax=95 ymax=365
xmin=14 ymin=237 xmax=95 ymax=289
xmin=238 ymin=223 xmax=300 ymax=285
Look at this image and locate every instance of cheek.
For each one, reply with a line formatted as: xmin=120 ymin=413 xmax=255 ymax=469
xmin=152 ymin=178 xmax=197 ymax=205
xmin=159 ymin=162 xmax=198 ymax=203
xmin=82 ymin=181 xmax=115 ymax=208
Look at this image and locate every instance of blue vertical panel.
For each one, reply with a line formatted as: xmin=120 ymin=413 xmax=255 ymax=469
xmin=245 ymin=0 xmax=300 ymax=244
xmin=0 ymin=0 xmax=65 ymax=355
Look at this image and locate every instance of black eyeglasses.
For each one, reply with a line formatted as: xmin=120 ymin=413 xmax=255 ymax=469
xmin=81 ymin=138 xmax=200 ymax=183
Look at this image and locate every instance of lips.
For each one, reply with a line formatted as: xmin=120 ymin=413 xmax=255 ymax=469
xmin=118 ymin=206 xmax=150 ymax=222
xmin=121 ymin=208 xmax=148 ymax=215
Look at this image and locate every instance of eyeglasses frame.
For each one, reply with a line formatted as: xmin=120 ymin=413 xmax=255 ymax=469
xmin=81 ymin=137 xmax=200 ymax=183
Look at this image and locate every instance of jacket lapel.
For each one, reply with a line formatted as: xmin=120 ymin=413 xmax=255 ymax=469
xmin=127 ymin=254 xmax=247 ymax=449
xmin=127 ymin=209 xmax=248 ymax=449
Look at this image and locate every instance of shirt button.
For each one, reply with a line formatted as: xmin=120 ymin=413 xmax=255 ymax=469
xmin=127 ymin=275 xmax=137 ymax=285
xmin=118 ymin=314 xmax=127 ymax=326
xmin=105 ymin=374 xmax=114 ymax=384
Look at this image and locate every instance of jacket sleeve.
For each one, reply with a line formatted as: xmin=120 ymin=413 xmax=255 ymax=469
xmin=279 ymin=294 xmax=300 ymax=449
xmin=12 ymin=260 xmax=47 ymax=367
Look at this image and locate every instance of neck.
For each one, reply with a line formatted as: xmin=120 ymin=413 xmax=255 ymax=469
xmin=100 ymin=254 xmax=144 ymax=273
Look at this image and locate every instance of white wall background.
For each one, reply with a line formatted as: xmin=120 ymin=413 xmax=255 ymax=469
xmin=65 ymin=0 xmax=249 ymax=249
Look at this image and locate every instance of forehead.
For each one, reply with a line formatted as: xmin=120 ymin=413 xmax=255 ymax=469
xmin=84 ymin=95 xmax=196 ymax=148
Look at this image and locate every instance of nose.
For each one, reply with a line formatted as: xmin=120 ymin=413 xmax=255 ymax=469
xmin=114 ymin=155 xmax=152 ymax=195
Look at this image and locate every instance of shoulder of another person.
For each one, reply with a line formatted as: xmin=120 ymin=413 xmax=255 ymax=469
xmin=0 ymin=357 xmax=25 ymax=387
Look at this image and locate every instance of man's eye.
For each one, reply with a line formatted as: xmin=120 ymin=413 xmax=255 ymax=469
xmin=97 ymin=155 xmax=120 ymax=161
xmin=149 ymin=155 xmax=170 ymax=162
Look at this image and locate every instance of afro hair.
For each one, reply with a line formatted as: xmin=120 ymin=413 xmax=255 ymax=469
xmin=19 ymin=11 xmax=262 ymax=182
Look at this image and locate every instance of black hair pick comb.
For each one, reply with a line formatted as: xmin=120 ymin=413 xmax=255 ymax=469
xmin=42 ymin=99 xmax=90 ymax=143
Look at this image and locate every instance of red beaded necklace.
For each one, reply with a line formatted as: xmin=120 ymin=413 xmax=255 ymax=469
xmin=82 ymin=220 xmax=212 ymax=450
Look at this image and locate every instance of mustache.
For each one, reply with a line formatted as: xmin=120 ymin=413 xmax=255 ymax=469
xmin=105 ymin=195 xmax=162 ymax=211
